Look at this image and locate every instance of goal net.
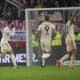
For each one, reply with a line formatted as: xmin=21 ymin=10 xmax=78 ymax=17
xmin=25 ymin=7 xmax=80 ymax=66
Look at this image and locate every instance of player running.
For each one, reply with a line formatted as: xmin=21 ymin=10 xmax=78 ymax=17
xmin=0 ymin=20 xmax=17 ymax=68
xmin=35 ymin=16 xmax=56 ymax=67
xmin=56 ymin=15 xmax=77 ymax=68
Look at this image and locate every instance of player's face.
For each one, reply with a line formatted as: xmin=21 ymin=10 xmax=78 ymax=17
xmin=9 ymin=22 xmax=14 ymax=29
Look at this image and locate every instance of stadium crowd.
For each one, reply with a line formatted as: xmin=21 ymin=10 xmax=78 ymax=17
xmin=0 ymin=0 xmax=80 ymax=20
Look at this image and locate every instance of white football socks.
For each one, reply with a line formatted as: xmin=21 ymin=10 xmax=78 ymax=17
xmin=42 ymin=58 xmax=45 ymax=66
xmin=10 ymin=54 xmax=17 ymax=67
xmin=70 ymin=54 xmax=75 ymax=66
xmin=60 ymin=54 xmax=69 ymax=62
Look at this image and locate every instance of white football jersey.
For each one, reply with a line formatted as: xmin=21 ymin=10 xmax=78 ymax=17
xmin=37 ymin=21 xmax=56 ymax=39
xmin=66 ymin=20 xmax=75 ymax=40
xmin=1 ymin=26 xmax=15 ymax=42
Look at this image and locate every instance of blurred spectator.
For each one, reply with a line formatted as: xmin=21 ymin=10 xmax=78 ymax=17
xmin=66 ymin=0 xmax=80 ymax=7
xmin=30 ymin=0 xmax=37 ymax=8
xmin=22 ymin=0 xmax=28 ymax=8
xmin=54 ymin=0 xmax=65 ymax=7
xmin=4 ymin=10 xmax=13 ymax=20
xmin=11 ymin=7 xmax=18 ymax=19
xmin=0 ymin=0 xmax=80 ymax=20
xmin=40 ymin=0 xmax=48 ymax=8
xmin=54 ymin=0 xmax=60 ymax=7
xmin=0 ymin=0 xmax=5 ymax=18
xmin=51 ymin=0 xmax=63 ymax=22
xmin=18 ymin=9 xmax=25 ymax=20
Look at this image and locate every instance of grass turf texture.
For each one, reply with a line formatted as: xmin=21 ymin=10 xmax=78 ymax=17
xmin=0 ymin=66 xmax=80 ymax=80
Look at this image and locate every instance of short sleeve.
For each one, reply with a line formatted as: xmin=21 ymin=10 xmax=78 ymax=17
xmin=66 ymin=20 xmax=70 ymax=27
xmin=37 ymin=24 xmax=42 ymax=31
xmin=51 ymin=23 xmax=56 ymax=29
xmin=3 ymin=27 xmax=9 ymax=33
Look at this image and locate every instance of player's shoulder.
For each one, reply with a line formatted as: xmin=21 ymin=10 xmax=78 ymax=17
xmin=66 ymin=20 xmax=70 ymax=25
xmin=4 ymin=26 xmax=9 ymax=31
xmin=4 ymin=26 xmax=8 ymax=29
xmin=43 ymin=21 xmax=52 ymax=24
xmin=38 ymin=22 xmax=47 ymax=27
xmin=67 ymin=20 xmax=70 ymax=24
xmin=42 ymin=21 xmax=54 ymax=26
xmin=39 ymin=21 xmax=55 ymax=27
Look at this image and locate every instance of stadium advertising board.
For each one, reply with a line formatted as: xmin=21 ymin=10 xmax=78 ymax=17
xmin=0 ymin=53 xmax=39 ymax=66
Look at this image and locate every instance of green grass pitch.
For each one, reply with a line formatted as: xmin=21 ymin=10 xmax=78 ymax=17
xmin=0 ymin=66 xmax=80 ymax=80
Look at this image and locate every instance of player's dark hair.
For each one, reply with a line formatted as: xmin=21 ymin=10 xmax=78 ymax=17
xmin=45 ymin=16 xmax=49 ymax=21
xmin=70 ymin=15 xmax=76 ymax=24
xmin=7 ymin=20 xmax=13 ymax=25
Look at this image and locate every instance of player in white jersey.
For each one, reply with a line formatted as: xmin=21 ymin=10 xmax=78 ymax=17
xmin=0 ymin=20 xmax=17 ymax=68
xmin=56 ymin=15 xmax=77 ymax=68
xmin=35 ymin=16 xmax=56 ymax=67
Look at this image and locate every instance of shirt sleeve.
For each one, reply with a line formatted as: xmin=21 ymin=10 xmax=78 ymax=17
xmin=52 ymin=23 xmax=56 ymax=29
xmin=3 ymin=27 xmax=9 ymax=34
xmin=10 ymin=28 xmax=15 ymax=36
xmin=66 ymin=20 xmax=70 ymax=27
xmin=37 ymin=24 xmax=42 ymax=31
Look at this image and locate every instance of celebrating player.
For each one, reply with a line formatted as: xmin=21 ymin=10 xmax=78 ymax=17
xmin=56 ymin=15 xmax=77 ymax=68
xmin=0 ymin=20 xmax=17 ymax=68
xmin=35 ymin=16 xmax=56 ymax=67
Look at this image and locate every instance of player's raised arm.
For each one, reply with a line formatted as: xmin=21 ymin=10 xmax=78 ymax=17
xmin=11 ymin=27 xmax=16 ymax=36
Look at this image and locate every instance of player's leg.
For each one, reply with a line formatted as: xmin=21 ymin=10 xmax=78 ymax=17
xmin=40 ymin=38 xmax=49 ymax=67
xmin=41 ymin=39 xmax=51 ymax=67
xmin=9 ymin=50 xmax=17 ymax=68
xmin=70 ymin=41 xmax=77 ymax=68
xmin=70 ymin=40 xmax=77 ymax=67
xmin=40 ymin=41 xmax=46 ymax=67
xmin=56 ymin=37 xmax=70 ymax=67
xmin=70 ymin=50 xmax=76 ymax=68
xmin=41 ymin=55 xmax=45 ymax=67
xmin=56 ymin=53 xmax=70 ymax=68
xmin=41 ymin=54 xmax=46 ymax=67
xmin=60 ymin=53 xmax=70 ymax=63
xmin=0 ymin=42 xmax=7 ymax=58
xmin=42 ymin=38 xmax=51 ymax=59
xmin=7 ymin=43 xmax=17 ymax=68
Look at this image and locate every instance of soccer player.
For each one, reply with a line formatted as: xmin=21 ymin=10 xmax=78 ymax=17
xmin=56 ymin=15 xmax=77 ymax=68
xmin=35 ymin=16 xmax=56 ymax=67
xmin=0 ymin=20 xmax=17 ymax=68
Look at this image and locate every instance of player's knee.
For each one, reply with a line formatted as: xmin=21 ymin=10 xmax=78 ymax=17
xmin=72 ymin=49 xmax=77 ymax=55
xmin=10 ymin=50 xmax=14 ymax=54
xmin=42 ymin=53 xmax=50 ymax=59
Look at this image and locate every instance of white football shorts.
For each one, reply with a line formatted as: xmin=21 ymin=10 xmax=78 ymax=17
xmin=1 ymin=41 xmax=12 ymax=53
